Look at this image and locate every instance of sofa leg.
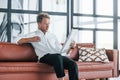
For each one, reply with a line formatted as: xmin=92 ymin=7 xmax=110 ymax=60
xmin=100 ymin=78 xmax=108 ymax=80
xmin=84 ymin=79 xmax=100 ymax=80
xmin=105 ymin=78 xmax=109 ymax=80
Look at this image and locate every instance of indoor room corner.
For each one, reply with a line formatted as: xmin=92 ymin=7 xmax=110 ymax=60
xmin=0 ymin=0 xmax=120 ymax=80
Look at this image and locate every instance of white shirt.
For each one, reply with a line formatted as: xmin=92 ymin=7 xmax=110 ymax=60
xmin=14 ymin=30 xmax=67 ymax=60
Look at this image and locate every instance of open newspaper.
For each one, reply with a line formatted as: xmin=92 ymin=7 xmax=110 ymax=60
xmin=60 ymin=29 xmax=78 ymax=53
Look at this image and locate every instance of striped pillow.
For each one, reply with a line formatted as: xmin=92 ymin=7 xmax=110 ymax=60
xmin=78 ymin=47 xmax=109 ymax=63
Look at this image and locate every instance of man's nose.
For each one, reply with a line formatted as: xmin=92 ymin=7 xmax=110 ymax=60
xmin=46 ymin=24 xmax=49 ymax=27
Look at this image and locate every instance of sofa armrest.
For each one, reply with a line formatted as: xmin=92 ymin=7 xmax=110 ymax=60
xmin=0 ymin=42 xmax=38 ymax=62
xmin=106 ymin=49 xmax=119 ymax=77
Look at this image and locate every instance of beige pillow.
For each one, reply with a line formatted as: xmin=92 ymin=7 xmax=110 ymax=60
xmin=78 ymin=47 xmax=109 ymax=63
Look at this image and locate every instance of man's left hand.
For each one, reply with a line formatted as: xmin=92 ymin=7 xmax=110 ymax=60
xmin=70 ymin=41 xmax=76 ymax=49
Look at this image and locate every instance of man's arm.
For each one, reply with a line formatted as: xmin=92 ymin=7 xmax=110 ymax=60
xmin=17 ymin=36 xmax=40 ymax=44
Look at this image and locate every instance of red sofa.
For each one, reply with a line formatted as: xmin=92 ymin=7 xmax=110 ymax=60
xmin=0 ymin=42 xmax=119 ymax=80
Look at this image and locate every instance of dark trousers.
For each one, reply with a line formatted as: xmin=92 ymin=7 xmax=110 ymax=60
xmin=39 ymin=54 xmax=78 ymax=80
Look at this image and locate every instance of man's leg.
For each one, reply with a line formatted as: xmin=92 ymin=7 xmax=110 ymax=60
xmin=62 ymin=56 xmax=79 ymax=80
xmin=39 ymin=54 xmax=65 ymax=79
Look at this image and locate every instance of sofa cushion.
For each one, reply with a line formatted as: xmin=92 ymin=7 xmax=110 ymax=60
xmin=78 ymin=48 xmax=109 ymax=63
xmin=0 ymin=62 xmax=54 ymax=73
xmin=0 ymin=61 xmax=113 ymax=73
xmin=76 ymin=61 xmax=113 ymax=71
xmin=68 ymin=47 xmax=79 ymax=61
xmin=68 ymin=43 xmax=95 ymax=61
xmin=0 ymin=42 xmax=38 ymax=62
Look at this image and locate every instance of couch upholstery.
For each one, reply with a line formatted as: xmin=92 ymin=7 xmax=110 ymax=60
xmin=0 ymin=42 xmax=119 ymax=80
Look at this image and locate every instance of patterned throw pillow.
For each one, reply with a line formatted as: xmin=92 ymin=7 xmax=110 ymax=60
xmin=78 ymin=47 xmax=109 ymax=63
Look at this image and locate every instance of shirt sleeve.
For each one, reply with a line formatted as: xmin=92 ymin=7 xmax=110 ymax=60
xmin=14 ymin=32 xmax=36 ymax=44
xmin=14 ymin=35 xmax=23 ymax=44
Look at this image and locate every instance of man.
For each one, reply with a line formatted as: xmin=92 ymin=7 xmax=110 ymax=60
xmin=15 ymin=12 xmax=78 ymax=80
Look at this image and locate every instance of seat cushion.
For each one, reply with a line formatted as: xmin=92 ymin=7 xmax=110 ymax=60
xmin=76 ymin=61 xmax=113 ymax=71
xmin=0 ymin=61 xmax=113 ymax=73
xmin=0 ymin=62 xmax=54 ymax=73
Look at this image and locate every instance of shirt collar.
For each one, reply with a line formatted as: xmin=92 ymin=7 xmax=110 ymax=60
xmin=38 ymin=29 xmax=49 ymax=35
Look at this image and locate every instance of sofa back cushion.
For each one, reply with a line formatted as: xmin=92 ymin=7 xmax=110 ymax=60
xmin=0 ymin=42 xmax=94 ymax=62
xmin=0 ymin=42 xmax=38 ymax=62
xmin=68 ymin=43 xmax=95 ymax=61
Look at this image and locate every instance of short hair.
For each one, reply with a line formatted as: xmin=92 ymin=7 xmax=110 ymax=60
xmin=37 ymin=12 xmax=50 ymax=23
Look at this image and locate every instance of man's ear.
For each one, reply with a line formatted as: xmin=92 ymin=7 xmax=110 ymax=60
xmin=37 ymin=23 xmax=41 ymax=29
xmin=38 ymin=23 xmax=41 ymax=26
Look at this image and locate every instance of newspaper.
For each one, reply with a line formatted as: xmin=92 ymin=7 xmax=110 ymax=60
xmin=60 ymin=29 xmax=78 ymax=53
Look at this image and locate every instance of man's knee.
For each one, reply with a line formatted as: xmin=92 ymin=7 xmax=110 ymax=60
xmin=52 ymin=54 xmax=63 ymax=62
xmin=69 ymin=61 xmax=78 ymax=68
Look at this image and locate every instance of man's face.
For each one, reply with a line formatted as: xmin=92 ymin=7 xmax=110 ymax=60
xmin=38 ymin=18 xmax=50 ymax=33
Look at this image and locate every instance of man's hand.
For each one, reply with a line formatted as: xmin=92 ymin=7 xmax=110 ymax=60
xmin=70 ymin=41 xmax=76 ymax=49
xmin=66 ymin=41 xmax=76 ymax=55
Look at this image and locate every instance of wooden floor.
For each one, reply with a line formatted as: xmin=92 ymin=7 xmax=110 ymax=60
xmin=80 ymin=77 xmax=120 ymax=80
